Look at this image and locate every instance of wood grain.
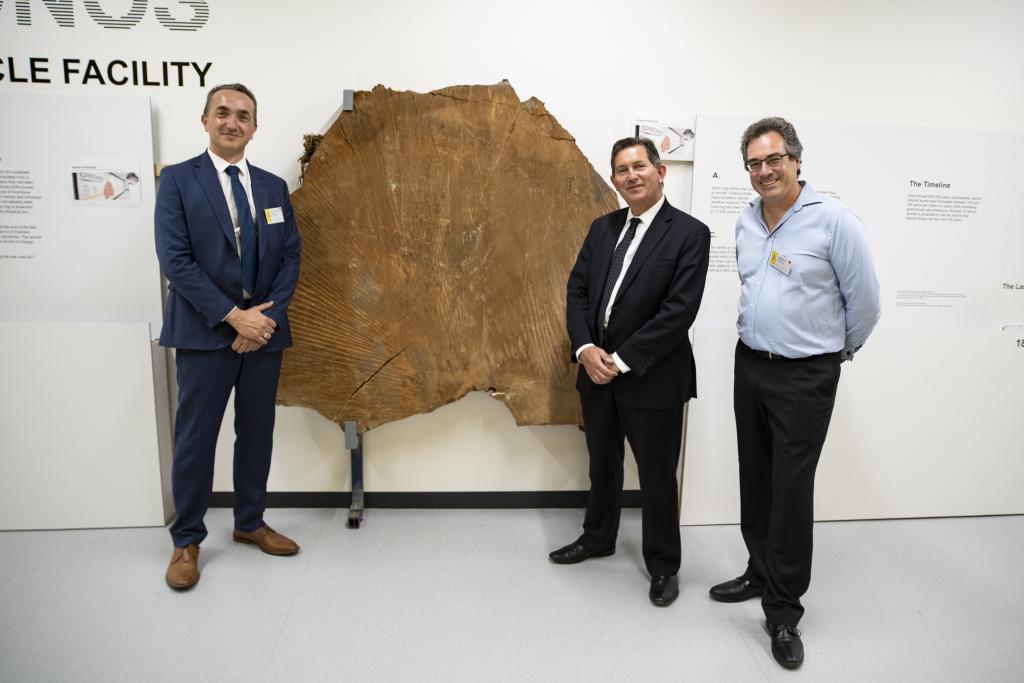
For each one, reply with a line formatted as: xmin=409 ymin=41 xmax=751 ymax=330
xmin=278 ymin=81 xmax=619 ymax=431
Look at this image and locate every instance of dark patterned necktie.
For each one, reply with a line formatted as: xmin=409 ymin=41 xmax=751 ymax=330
xmin=597 ymin=217 xmax=641 ymax=343
xmin=225 ymin=165 xmax=258 ymax=295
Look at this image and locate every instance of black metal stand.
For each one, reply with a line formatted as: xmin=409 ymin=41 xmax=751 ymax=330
xmin=344 ymin=420 xmax=364 ymax=528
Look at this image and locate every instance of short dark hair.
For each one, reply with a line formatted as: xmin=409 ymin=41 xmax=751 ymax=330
xmin=203 ymin=83 xmax=258 ymax=123
xmin=740 ymin=116 xmax=802 ymax=176
xmin=610 ymin=136 xmax=662 ymax=171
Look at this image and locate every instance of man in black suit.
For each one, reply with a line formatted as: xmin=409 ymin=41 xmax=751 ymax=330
xmin=551 ymin=137 xmax=710 ymax=606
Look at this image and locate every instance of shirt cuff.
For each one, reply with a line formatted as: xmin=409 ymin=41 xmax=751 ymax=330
xmin=840 ymin=345 xmax=861 ymax=362
xmin=575 ymin=343 xmax=595 ymax=360
xmin=222 ymin=305 xmax=239 ymax=322
xmin=612 ymin=352 xmax=630 ymax=374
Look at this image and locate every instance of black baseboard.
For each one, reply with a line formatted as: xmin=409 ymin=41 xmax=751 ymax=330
xmin=209 ymin=491 xmax=642 ymax=509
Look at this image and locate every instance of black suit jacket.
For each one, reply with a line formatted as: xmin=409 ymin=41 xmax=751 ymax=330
xmin=566 ymin=199 xmax=711 ymax=410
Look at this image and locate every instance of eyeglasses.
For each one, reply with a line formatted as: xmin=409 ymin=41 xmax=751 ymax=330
xmin=744 ymin=153 xmax=791 ymax=173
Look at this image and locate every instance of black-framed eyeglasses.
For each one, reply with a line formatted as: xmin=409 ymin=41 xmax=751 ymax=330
xmin=744 ymin=153 xmax=791 ymax=172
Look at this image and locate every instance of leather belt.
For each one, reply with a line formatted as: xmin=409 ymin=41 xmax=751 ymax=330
xmin=741 ymin=341 xmax=838 ymax=362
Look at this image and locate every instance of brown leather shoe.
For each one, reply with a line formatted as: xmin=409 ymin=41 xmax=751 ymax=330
xmin=165 ymin=544 xmax=200 ymax=590
xmin=232 ymin=524 xmax=299 ymax=556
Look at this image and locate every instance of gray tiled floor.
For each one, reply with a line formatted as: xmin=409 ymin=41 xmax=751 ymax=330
xmin=1 ymin=510 xmax=1021 ymax=682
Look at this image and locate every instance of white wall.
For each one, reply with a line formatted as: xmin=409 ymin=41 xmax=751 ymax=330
xmin=0 ymin=323 xmax=172 ymax=529
xmin=5 ymin=1 xmax=1023 ymax=515
xmin=0 ymin=90 xmax=172 ymax=529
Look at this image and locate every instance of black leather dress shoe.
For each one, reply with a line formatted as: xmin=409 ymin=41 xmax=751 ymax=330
xmin=548 ymin=541 xmax=614 ymax=564
xmin=767 ymin=622 xmax=804 ymax=669
xmin=648 ymin=575 xmax=679 ymax=607
xmin=709 ymin=577 xmax=763 ymax=603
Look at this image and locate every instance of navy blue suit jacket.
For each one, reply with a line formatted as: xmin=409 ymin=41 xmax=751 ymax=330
xmin=155 ymin=151 xmax=301 ymax=351
xmin=566 ymin=200 xmax=710 ymax=409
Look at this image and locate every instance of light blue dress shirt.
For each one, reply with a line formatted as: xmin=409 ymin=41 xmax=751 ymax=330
xmin=735 ymin=181 xmax=881 ymax=358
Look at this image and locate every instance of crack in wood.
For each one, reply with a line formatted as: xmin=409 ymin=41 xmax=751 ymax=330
xmin=332 ymin=345 xmax=410 ymax=422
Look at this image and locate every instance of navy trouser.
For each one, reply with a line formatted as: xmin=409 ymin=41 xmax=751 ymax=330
xmin=170 ymin=347 xmax=282 ymax=547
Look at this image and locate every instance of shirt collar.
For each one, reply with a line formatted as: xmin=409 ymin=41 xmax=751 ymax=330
xmin=207 ymin=149 xmax=250 ymax=177
xmin=629 ymin=194 xmax=666 ymax=226
xmin=791 ymin=181 xmax=823 ymax=213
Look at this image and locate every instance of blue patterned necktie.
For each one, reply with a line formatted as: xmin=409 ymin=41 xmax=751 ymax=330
xmin=597 ymin=217 xmax=641 ymax=344
xmin=225 ymin=165 xmax=258 ymax=295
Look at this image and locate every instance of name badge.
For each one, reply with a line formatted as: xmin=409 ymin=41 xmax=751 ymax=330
xmin=768 ymin=250 xmax=792 ymax=276
xmin=264 ymin=207 xmax=285 ymax=224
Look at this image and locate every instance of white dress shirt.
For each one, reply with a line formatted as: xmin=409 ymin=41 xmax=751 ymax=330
xmin=207 ymin=150 xmax=257 ymax=310
xmin=207 ymin=149 xmax=256 ymax=260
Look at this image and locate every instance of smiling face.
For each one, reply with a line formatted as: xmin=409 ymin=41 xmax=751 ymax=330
xmin=202 ymin=88 xmax=257 ymax=163
xmin=745 ymin=131 xmax=801 ymax=209
xmin=610 ymin=144 xmax=666 ymax=215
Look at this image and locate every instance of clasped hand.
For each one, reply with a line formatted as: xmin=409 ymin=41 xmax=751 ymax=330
xmin=226 ymin=301 xmax=276 ymax=354
xmin=580 ymin=346 xmax=619 ymax=385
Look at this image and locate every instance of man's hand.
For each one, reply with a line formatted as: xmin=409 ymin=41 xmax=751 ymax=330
xmin=231 ymin=334 xmax=264 ymax=353
xmin=226 ymin=301 xmax=276 ymax=343
xmin=580 ymin=346 xmax=620 ymax=385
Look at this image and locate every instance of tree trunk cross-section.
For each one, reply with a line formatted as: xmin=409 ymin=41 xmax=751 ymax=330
xmin=277 ymin=81 xmax=620 ymax=432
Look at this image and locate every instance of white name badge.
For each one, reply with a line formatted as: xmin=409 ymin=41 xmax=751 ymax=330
xmin=768 ymin=249 xmax=792 ymax=276
xmin=264 ymin=207 xmax=285 ymax=224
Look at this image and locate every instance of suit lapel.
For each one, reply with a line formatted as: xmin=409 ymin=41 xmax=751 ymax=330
xmin=614 ymin=200 xmax=673 ymax=301
xmin=591 ymin=208 xmax=628 ymax=293
xmin=193 ymin=153 xmax=236 ymax=249
xmin=249 ymin=165 xmax=271 ymax=262
xmin=591 ymin=209 xmax=628 ymax=329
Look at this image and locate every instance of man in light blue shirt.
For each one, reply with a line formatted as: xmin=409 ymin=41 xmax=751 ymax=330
xmin=709 ymin=117 xmax=880 ymax=670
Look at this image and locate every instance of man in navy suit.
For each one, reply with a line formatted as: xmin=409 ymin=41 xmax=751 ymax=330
xmin=156 ymin=83 xmax=301 ymax=590
xmin=551 ymin=137 xmax=710 ymax=607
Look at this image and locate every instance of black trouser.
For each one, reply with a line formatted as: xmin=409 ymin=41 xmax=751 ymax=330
xmin=579 ymin=384 xmax=685 ymax=577
xmin=733 ymin=340 xmax=841 ymax=626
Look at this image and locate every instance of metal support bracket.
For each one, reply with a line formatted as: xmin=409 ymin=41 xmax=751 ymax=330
xmin=344 ymin=420 xmax=364 ymax=528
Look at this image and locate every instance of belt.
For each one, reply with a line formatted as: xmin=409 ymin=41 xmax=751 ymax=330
xmin=740 ymin=341 xmax=838 ymax=362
